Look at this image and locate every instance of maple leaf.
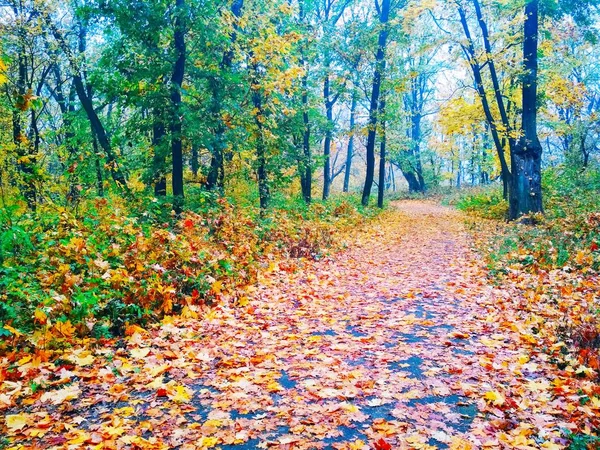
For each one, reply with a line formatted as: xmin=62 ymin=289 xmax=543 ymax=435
xmin=373 ymin=438 xmax=392 ymax=450
xmin=53 ymin=320 xmax=75 ymax=338
xmin=484 ymin=390 xmax=506 ymax=406
xmin=130 ymin=347 xmax=151 ymax=359
xmin=40 ymin=384 xmax=81 ymax=405
xmin=168 ymin=385 xmax=192 ymax=403
xmin=73 ymin=353 xmax=95 ymax=366
xmin=5 ymin=414 xmax=29 ymax=432
xmin=449 ymin=437 xmax=474 ymax=450
xmin=197 ymin=436 xmax=219 ymax=448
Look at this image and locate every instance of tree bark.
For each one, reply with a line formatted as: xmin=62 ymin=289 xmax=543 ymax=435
xmin=361 ymin=0 xmax=390 ymax=206
xmin=322 ymin=62 xmax=333 ymax=200
xmin=299 ymin=37 xmax=312 ymax=203
xmin=509 ymin=0 xmax=543 ymax=220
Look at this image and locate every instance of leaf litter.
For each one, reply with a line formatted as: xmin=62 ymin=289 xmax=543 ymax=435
xmin=1 ymin=201 xmax=599 ymax=449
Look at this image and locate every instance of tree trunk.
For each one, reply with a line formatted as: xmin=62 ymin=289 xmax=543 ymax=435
xmin=361 ymin=0 xmax=390 ymax=206
xmin=343 ymin=88 xmax=357 ymax=193
xmin=170 ymin=0 xmax=186 ymax=212
xmin=404 ymin=172 xmax=422 ymax=193
xmin=509 ymin=0 xmax=543 ymax=220
xmin=377 ymin=98 xmax=386 ymax=209
xmin=205 ymin=0 xmax=243 ymax=192
xmin=251 ymin=65 xmax=270 ymax=211
xmin=322 ymin=65 xmax=333 ymax=200
xmin=93 ymin=136 xmax=105 ymax=197
xmin=458 ymin=4 xmax=511 ymax=198
xmin=410 ymin=112 xmax=426 ymax=193
xmin=12 ymin=8 xmax=37 ymax=210
xmin=300 ymin=51 xmax=312 ymax=203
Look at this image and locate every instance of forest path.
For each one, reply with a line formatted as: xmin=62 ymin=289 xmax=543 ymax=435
xmin=9 ymin=202 xmax=525 ymax=449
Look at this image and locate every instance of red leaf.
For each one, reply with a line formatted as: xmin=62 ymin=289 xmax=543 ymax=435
xmin=156 ymin=388 xmax=168 ymax=397
xmin=183 ymin=218 xmax=194 ymax=230
xmin=374 ymin=438 xmax=392 ymax=450
xmin=591 ymin=242 xmax=599 ymax=252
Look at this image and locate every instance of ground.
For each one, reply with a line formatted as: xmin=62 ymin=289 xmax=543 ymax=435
xmin=2 ymin=201 xmax=598 ymax=449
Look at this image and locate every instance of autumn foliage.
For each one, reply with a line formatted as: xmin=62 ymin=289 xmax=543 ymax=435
xmin=0 ymin=195 xmax=368 ymax=355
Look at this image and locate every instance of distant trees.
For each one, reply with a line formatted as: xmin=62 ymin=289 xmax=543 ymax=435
xmin=361 ymin=0 xmax=391 ymax=206
xmin=0 ymin=0 xmax=598 ymax=215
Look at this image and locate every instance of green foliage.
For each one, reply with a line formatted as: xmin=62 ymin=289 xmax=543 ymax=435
xmin=459 ymin=166 xmax=600 ymax=272
xmin=0 ymin=192 xmax=373 ymax=353
xmin=565 ymin=430 xmax=600 ymax=450
xmin=452 ymin=187 xmax=509 ymax=220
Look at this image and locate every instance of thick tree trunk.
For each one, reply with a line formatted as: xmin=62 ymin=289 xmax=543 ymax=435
xmin=343 ymin=89 xmax=357 ymax=193
xmin=509 ymin=0 xmax=543 ymax=220
xmin=12 ymin=9 xmax=37 ymax=210
xmin=404 ymin=171 xmax=422 ymax=193
xmin=361 ymin=0 xmax=390 ymax=206
xmin=205 ymin=78 xmax=225 ymax=191
xmin=170 ymin=0 xmax=186 ymax=212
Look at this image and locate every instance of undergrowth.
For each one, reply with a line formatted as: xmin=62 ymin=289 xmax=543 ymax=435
xmin=0 ymin=189 xmax=374 ymax=355
xmin=454 ymin=166 xmax=600 ymax=446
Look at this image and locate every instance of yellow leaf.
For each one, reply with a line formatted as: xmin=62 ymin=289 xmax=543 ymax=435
xmin=181 ymin=306 xmax=198 ymax=319
xmin=40 ymin=384 xmax=80 ymax=405
xmin=34 ymin=309 xmax=47 ymax=324
xmin=130 ymin=348 xmax=150 ymax=359
xmin=5 ymin=414 xmax=29 ymax=432
xmin=483 ymin=390 xmax=505 ymax=406
xmin=148 ymin=376 xmax=164 ymax=390
xmin=74 ymin=353 xmax=95 ymax=366
xmin=197 ymin=436 xmax=219 ymax=448
xmin=349 ymin=439 xmax=366 ymax=450
xmin=168 ymin=385 xmax=191 ymax=403
xmin=125 ymin=324 xmax=146 ymax=336
xmin=53 ymin=320 xmax=75 ymax=338
xmin=211 ymin=280 xmax=223 ymax=294
xmin=266 ymin=380 xmax=283 ymax=392
xmin=3 ymin=325 xmax=22 ymax=337
xmin=450 ymin=437 xmax=474 ymax=450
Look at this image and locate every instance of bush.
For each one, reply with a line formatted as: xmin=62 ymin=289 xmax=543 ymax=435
xmin=0 ymin=192 xmax=372 ymax=354
xmin=453 ymin=187 xmax=508 ymax=220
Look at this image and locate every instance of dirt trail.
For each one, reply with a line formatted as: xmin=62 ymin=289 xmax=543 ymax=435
xmin=6 ymin=201 xmax=536 ymax=449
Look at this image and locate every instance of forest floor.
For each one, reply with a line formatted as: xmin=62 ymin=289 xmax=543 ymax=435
xmin=2 ymin=201 xmax=598 ymax=449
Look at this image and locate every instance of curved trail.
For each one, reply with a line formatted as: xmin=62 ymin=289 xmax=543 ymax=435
xmin=9 ymin=201 xmax=570 ymax=449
